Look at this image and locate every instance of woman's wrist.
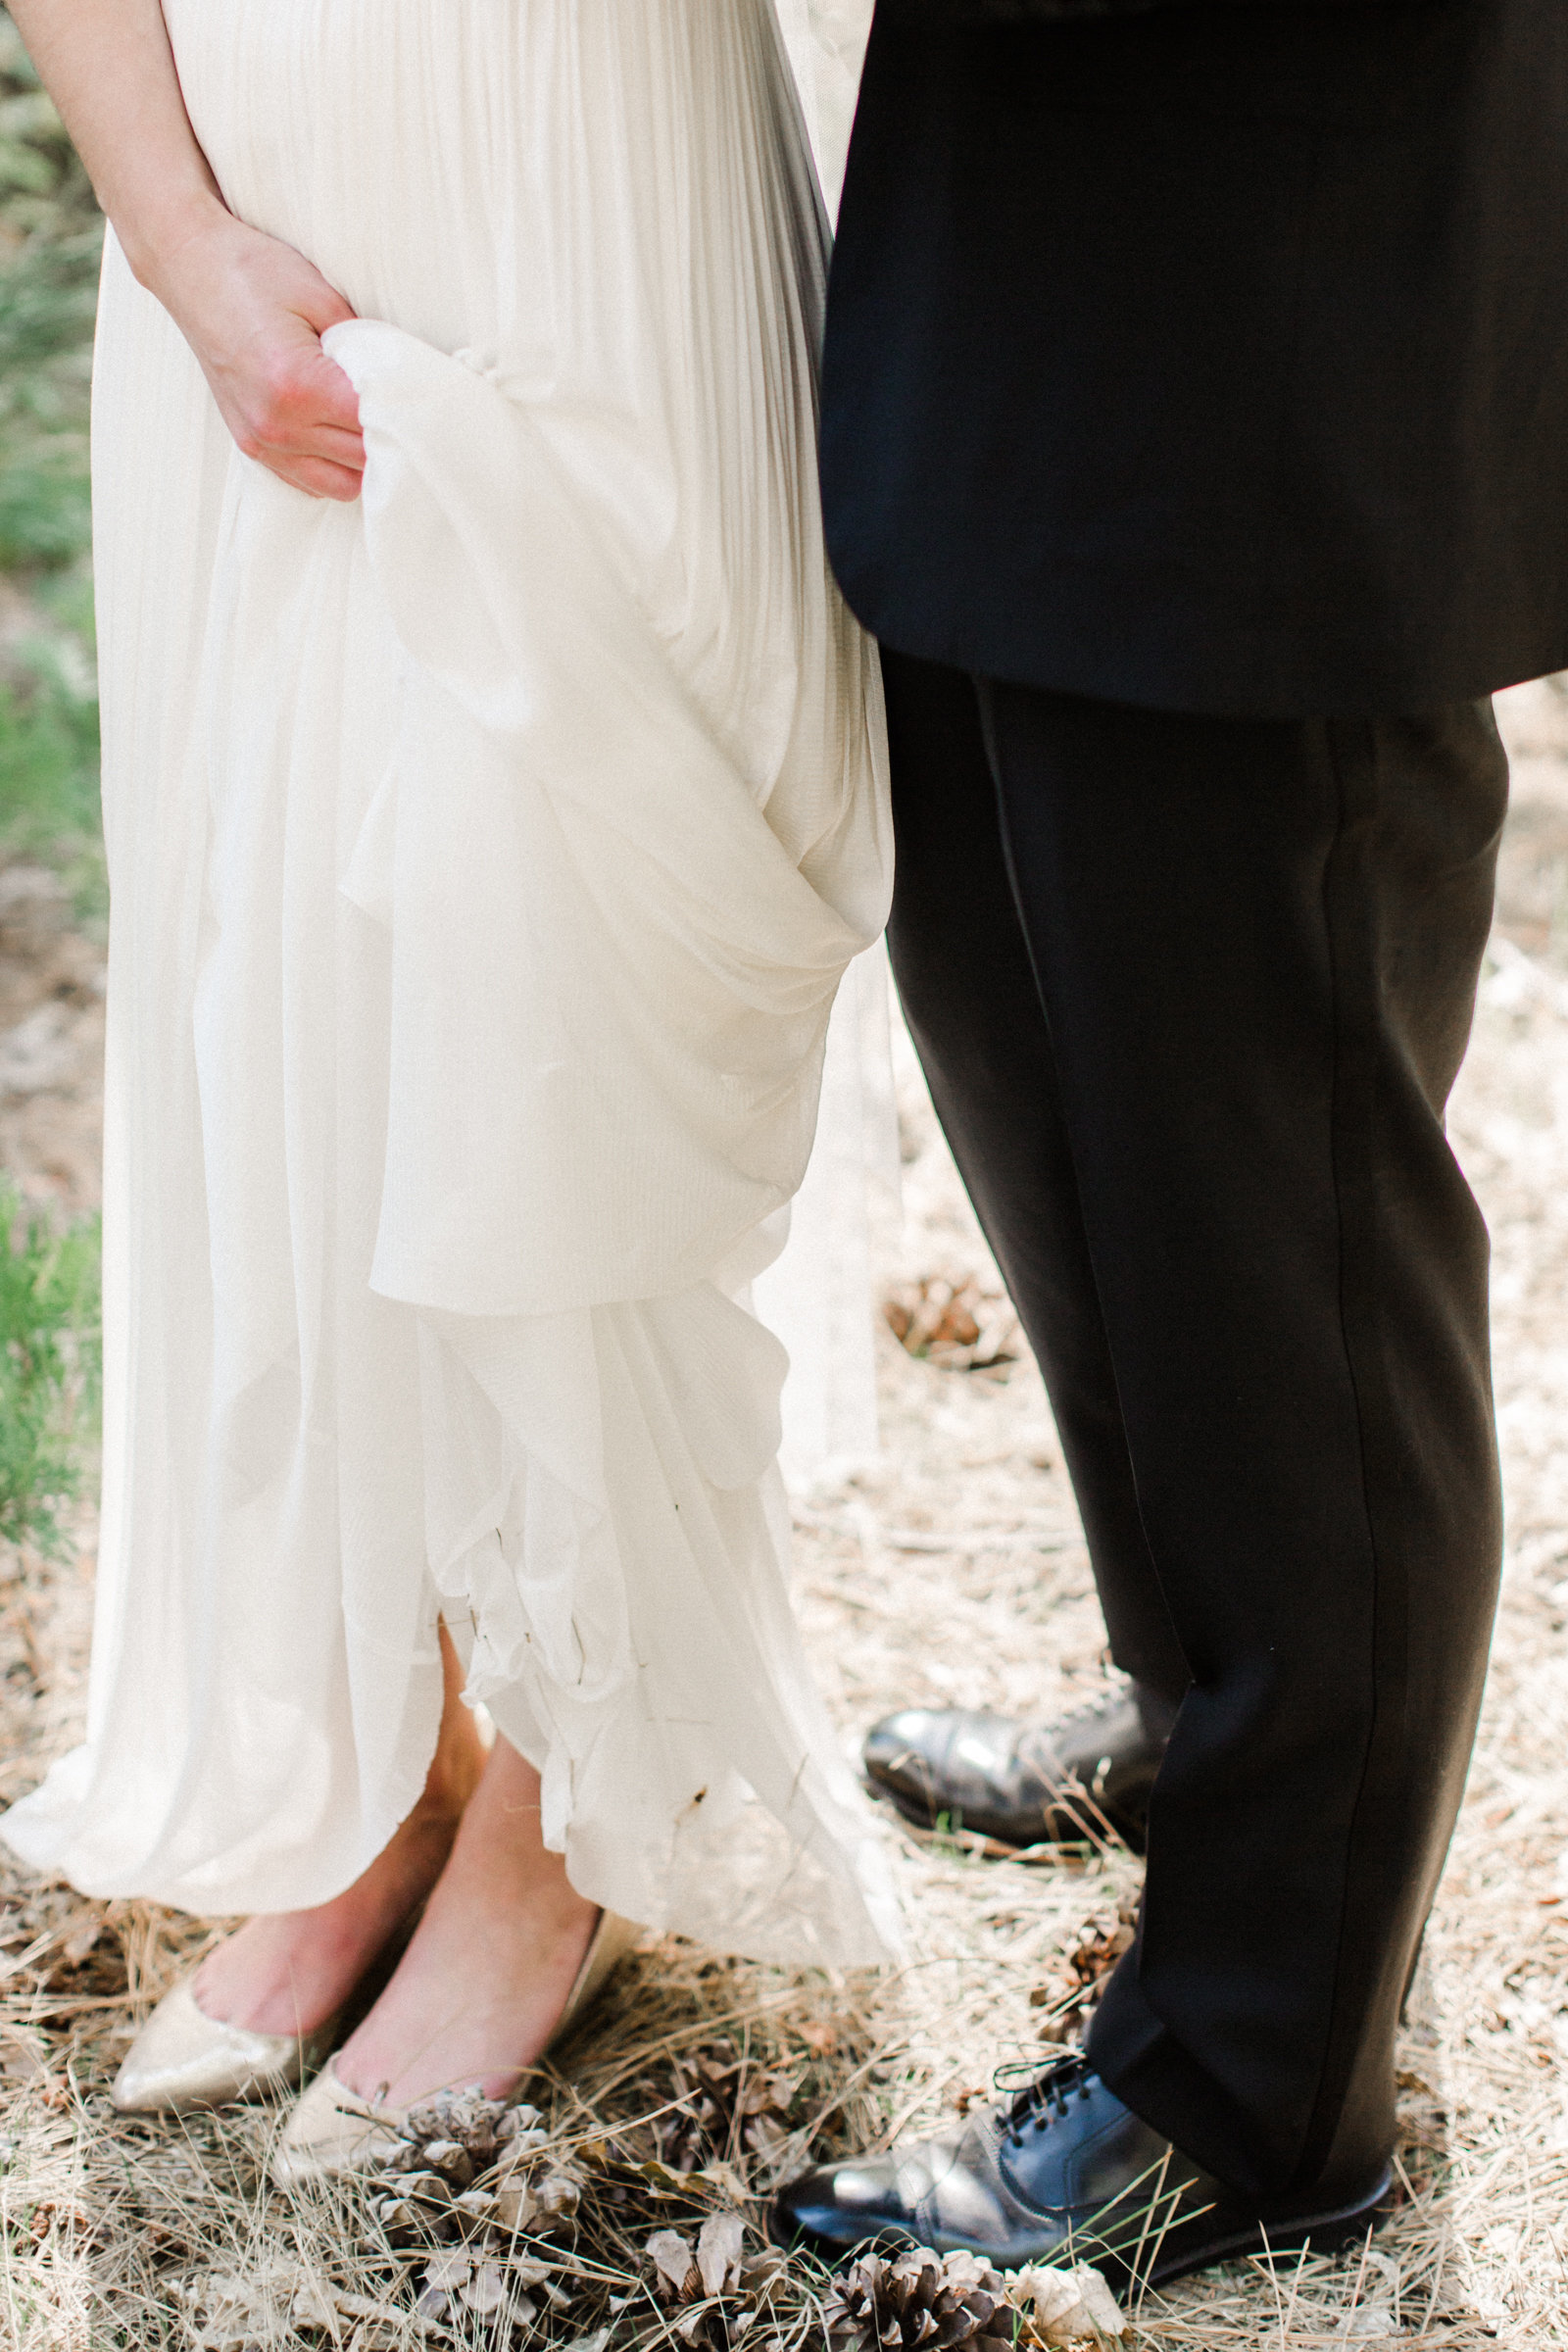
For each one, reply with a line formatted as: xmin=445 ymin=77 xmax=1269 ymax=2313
xmin=115 ymin=176 xmax=231 ymax=301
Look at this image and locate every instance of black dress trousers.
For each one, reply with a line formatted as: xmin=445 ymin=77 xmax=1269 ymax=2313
xmin=882 ymin=648 xmax=1506 ymax=2196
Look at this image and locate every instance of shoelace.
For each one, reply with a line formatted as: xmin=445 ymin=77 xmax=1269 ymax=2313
xmin=1014 ymin=1697 xmax=1123 ymax=1772
xmin=998 ymin=2052 xmax=1098 ymax=2148
xmin=1053 ymin=1691 xmax=1128 ymax=1733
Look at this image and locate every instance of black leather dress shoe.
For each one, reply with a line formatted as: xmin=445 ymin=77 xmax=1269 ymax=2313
xmin=773 ymin=2054 xmax=1391 ymax=2291
xmin=863 ymin=1683 xmax=1179 ymax=1850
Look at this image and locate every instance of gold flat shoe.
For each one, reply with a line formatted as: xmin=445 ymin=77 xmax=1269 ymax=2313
xmin=111 ymin=1975 xmax=331 ymax=2115
xmin=270 ymin=1908 xmax=638 ymax=2188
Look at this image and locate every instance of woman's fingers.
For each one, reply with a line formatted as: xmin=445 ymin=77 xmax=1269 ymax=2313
xmin=270 ymin=454 xmax=367 ymax=504
xmin=223 ymin=319 xmax=366 ymax=482
xmin=280 ymin=417 xmax=365 ymax=461
xmin=245 ymin=435 xmax=365 ymax=503
xmin=254 ymin=333 xmax=362 ymax=444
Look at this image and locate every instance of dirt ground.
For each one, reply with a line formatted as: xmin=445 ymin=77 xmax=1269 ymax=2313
xmin=3 ymin=682 xmax=1568 ymax=2346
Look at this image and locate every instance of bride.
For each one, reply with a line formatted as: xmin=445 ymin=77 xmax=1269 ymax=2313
xmin=2 ymin=0 xmax=891 ymax=2177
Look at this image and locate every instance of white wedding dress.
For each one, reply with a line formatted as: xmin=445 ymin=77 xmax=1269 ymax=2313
xmin=2 ymin=0 xmax=897 ymax=1966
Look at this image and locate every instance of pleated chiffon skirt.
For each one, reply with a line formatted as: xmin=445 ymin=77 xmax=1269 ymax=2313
xmin=2 ymin=0 xmax=896 ymax=1966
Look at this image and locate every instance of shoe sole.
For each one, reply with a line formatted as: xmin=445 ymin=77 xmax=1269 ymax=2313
xmin=1136 ymin=2166 xmax=1396 ymax=2291
xmin=867 ymin=1773 xmax=1147 ymax=1855
xmin=777 ymin=2168 xmax=1393 ymax=2289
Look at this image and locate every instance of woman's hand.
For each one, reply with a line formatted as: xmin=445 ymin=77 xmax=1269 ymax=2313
xmin=147 ymin=209 xmax=366 ymax=502
xmin=9 ymin=0 xmax=364 ymax=501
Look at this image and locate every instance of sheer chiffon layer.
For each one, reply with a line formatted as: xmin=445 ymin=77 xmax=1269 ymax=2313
xmin=1 ymin=0 xmax=895 ymax=1965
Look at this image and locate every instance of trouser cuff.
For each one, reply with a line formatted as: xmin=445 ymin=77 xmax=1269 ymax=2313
xmin=1086 ymin=1957 xmax=1300 ymax=2199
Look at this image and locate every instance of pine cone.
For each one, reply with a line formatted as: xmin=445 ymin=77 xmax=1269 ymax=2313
xmin=368 ymin=2094 xmax=565 ymax=2246
xmin=398 ymin=2089 xmax=539 ymax=2168
xmin=1067 ymin=1909 xmax=1137 ymax=1992
xmin=1031 ymin=1899 xmax=1140 ymax=2041
xmin=822 ymin=2249 xmax=1015 ymax=2352
xmin=657 ymin=2040 xmax=800 ymax=2175
xmin=372 ymin=2093 xmax=548 ymax=2183
xmin=883 ymin=1274 xmax=1019 ymax=1372
xmin=647 ymin=2216 xmax=764 ymax=2351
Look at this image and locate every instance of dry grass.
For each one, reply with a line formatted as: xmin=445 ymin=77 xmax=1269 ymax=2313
xmin=5 ymin=680 xmax=1568 ymax=2346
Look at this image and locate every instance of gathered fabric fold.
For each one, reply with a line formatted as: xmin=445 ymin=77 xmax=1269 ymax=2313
xmin=329 ymin=319 xmax=885 ymax=1318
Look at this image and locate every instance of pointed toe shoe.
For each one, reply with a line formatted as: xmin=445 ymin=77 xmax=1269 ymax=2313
xmin=111 ymin=1976 xmax=326 ymax=2115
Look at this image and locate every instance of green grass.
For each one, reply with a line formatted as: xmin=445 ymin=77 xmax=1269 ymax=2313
xmin=0 ymin=220 xmax=98 ymax=570
xmin=0 ymin=15 xmax=100 ymax=569
xmin=0 ymin=8 xmax=103 ymax=880
xmin=0 ymin=570 xmax=103 ymax=912
xmin=0 ymin=15 xmax=105 ymax=1541
xmin=0 ymin=1179 xmax=101 ymax=1553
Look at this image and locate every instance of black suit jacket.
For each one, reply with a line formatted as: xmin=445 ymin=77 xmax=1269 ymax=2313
xmin=820 ymin=0 xmax=1568 ymax=717
xmin=900 ymin=0 xmax=1401 ymax=14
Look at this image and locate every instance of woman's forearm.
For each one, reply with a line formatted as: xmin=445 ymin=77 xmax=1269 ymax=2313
xmin=7 ymin=0 xmax=225 ymax=294
xmin=8 ymin=0 xmax=366 ymax=500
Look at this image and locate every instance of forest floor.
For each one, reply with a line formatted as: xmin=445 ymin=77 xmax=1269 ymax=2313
xmin=2 ymin=679 xmax=1568 ymax=2348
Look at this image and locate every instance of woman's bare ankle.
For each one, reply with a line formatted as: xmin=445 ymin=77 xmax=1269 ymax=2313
xmin=419 ymin=1624 xmax=489 ymax=1819
xmin=194 ymin=1788 xmax=470 ymax=2036
xmin=197 ymin=1629 xmax=486 ymax=2037
xmin=332 ymin=1737 xmax=603 ymax=2108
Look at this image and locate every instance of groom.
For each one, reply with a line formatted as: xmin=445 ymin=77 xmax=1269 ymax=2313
xmin=776 ymin=0 xmax=1568 ymax=2288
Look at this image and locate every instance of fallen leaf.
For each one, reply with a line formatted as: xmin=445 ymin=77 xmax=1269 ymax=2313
xmin=697 ymin=2211 xmax=745 ymax=2297
xmin=1010 ymin=2262 xmax=1127 ymax=2345
xmin=648 ymin=2227 xmax=700 ymax=2301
